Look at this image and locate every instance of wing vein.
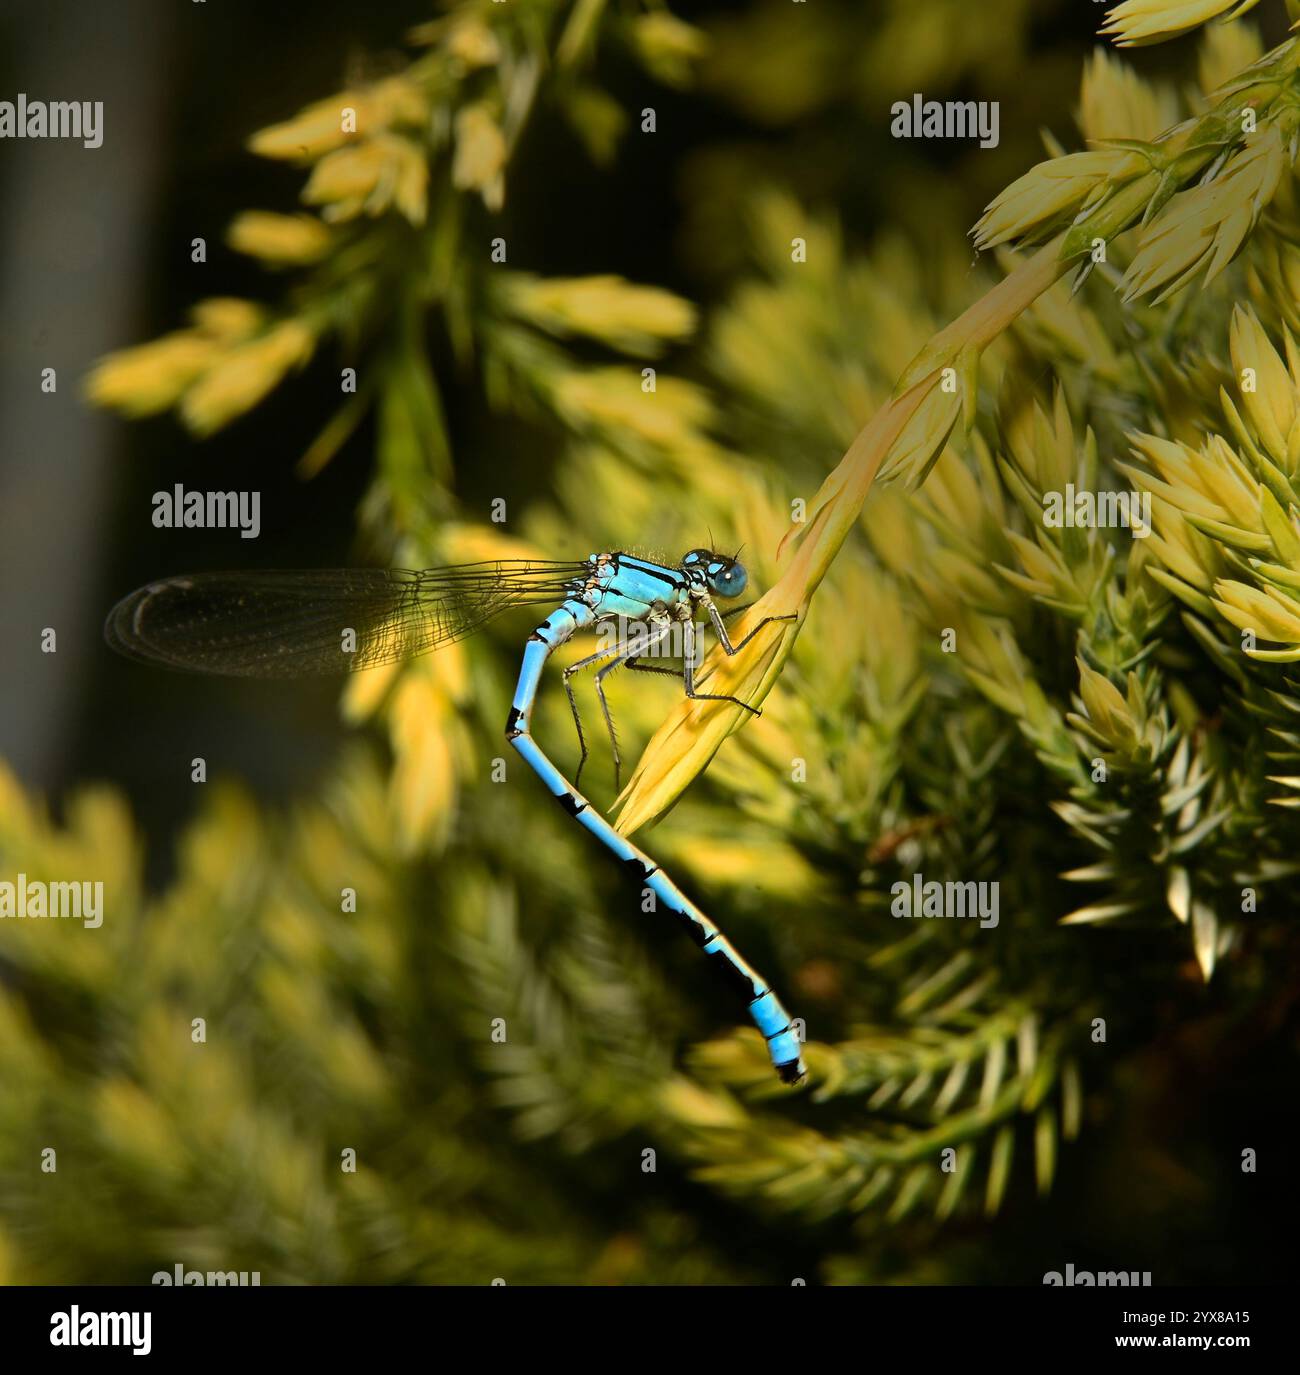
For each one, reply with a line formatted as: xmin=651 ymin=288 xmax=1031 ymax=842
xmin=104 ymin=562 xmax=588 ymax=677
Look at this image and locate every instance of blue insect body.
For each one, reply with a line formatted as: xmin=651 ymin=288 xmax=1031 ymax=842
xmin=106 ymin=548 xmax=806 ymax=1083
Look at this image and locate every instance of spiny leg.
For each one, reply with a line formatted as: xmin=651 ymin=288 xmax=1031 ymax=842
xmin=562 ymin=639 xmax=628 ymax=790
xmin=703 ymin=597 xmax=799 ymax=655
xmin=618 ymin=656 xmax=691 ymax=765
xmin=622 ymin=658 xmax=679 ymax=679
xmin=592 ymin=620 xmax=677 ymax=792
xmin=593 ymin=672 xmax=620 ymax=791
xmin=681 ymin=618 xmax=763 ymax=715
xmin=674 ymin=598 xmax=800 ymax=713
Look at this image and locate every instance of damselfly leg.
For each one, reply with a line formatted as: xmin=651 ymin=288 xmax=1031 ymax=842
xmin=704 ymin=602 xmax=800 ymax=656
xmin=679 ymin=607 xmax=799 ymax=715
xmin=568 ymin=604 xmax=802 ymax=785
xmin=562 ymin=640 xmax=626 ymax=791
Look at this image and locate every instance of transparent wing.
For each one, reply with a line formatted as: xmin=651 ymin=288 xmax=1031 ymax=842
xmin=104 ymin=561 xmax=588 ymax=677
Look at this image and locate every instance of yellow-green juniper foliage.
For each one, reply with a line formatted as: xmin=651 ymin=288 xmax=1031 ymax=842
xmin=2 ymin=0 xmax=1298 ymax=1282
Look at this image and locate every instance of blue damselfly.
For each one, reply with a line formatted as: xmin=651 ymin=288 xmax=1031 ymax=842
xmin=106 ymin=550 xmax=806 ymax=1082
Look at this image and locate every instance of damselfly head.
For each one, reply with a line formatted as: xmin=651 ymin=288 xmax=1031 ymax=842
xmin=681 ymin=548 xmax=748 ymax=599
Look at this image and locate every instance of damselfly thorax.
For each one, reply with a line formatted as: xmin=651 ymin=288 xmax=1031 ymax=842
xmin=574 ymin=550 xmax=735 ymax=618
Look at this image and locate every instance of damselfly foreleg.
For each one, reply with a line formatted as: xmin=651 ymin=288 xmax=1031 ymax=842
xmin=676 ymin=604 xmax=800 ymax=714
xmin=702 ymin=599 xmax=799 ymax=655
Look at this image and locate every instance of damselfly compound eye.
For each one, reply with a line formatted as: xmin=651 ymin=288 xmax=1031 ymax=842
xmin=709 ymin=561 xmax=748 ymax=598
